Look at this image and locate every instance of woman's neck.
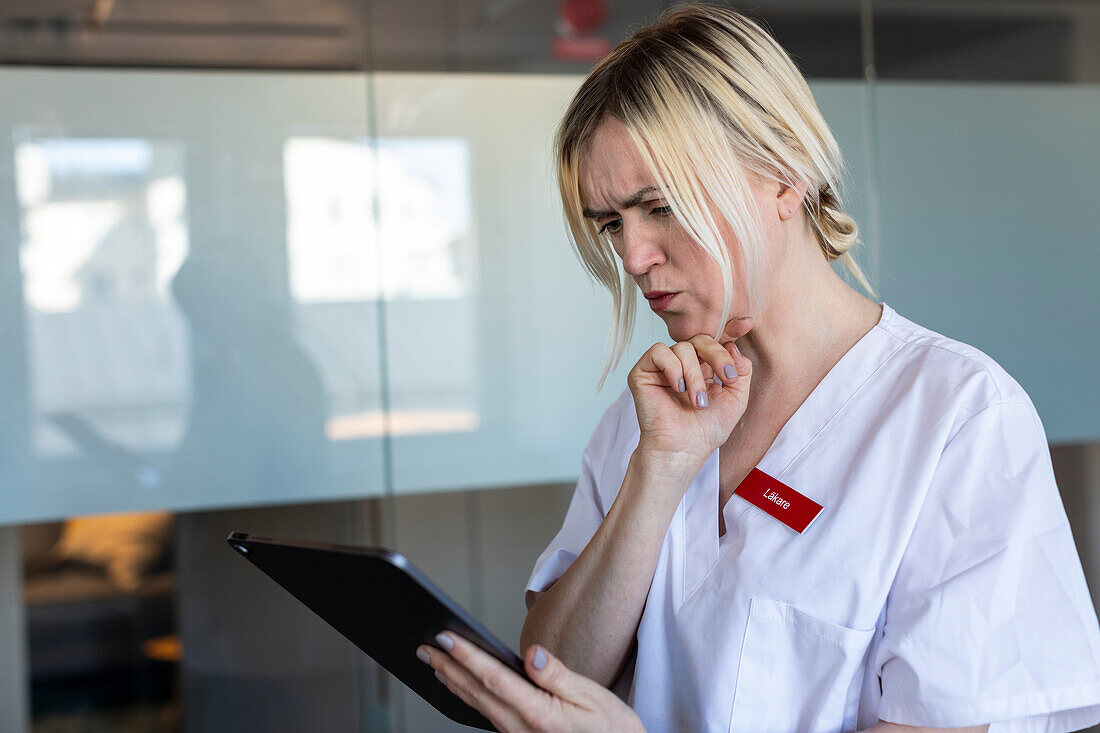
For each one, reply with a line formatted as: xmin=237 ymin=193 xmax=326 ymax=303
xmin=732 ymin=237 xmax=881 ymax=391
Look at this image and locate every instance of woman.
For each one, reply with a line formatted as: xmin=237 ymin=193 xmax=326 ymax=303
xmin=417 ymin=6 xmax=1100 ymax=731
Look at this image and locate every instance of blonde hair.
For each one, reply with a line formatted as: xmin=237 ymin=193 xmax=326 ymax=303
xmin=555 ymin=4 xmax=874 ymax=388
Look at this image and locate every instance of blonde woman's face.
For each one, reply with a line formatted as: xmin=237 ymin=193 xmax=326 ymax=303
xmin=579 ymin=116 xmax=758 ymax=343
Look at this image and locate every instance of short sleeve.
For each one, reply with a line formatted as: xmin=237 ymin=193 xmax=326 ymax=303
xmin=876 ymin=399 xmax=1100 ymax=731
xmin=525 ymin=390 xmax=633 ymax=599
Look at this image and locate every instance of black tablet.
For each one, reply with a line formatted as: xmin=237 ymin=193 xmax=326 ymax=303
xmin=226 ymin=531 xmax=527 ymax=731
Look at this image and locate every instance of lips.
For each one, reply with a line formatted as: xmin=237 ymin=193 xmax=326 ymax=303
xmin=645 ymin=291 xmax=678 ymax=312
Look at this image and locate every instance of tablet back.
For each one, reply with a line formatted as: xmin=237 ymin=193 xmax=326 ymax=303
xmin=227 ymin=532 xmax=524 ymax=730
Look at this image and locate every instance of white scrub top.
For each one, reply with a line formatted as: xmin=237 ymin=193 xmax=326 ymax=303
xmin=527 ymin=303 xmax=1100 ymax=733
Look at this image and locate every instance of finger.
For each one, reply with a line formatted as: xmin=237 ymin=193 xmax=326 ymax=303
xmin=523 ymin=645 xmax=601 ymax=712
xmin=723 ymin=340 xmax=753 ymax=382
xmin=700 ymin=362 xmax=719 ymax=385
xmin=671 ymin=341 xmax=708 ymax=409
xmin=644 ymin=343 xmax=687 ymax=393
xmin=420 ymin=642 xmax=527 ymax=733
xmin=434 ymin=632 xmax=552 ymax=728
xmin=689 ymin=334 xmax=739 ymax=386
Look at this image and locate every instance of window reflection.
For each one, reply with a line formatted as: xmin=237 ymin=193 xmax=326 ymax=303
xmin=284 ymin=136 xmax=478 ymax=440
xmin=14 ymin=138 xmax=190 ymax=466
xmin=285 ymin=136 xmax=472 ymax=302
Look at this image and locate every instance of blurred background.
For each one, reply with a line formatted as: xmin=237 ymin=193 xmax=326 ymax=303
xmin=0 ymin=0 xmax=1097 ymax=731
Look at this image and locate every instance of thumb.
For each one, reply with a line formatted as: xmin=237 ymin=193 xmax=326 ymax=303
xmin=524 ymin=645 xmax=591 ymax=702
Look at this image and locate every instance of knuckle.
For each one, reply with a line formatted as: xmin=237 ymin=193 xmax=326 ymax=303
xmin=692 ymin=335 xmax=718 ymax=351
xmin=520 ymin=704 xmax=550 ymax=733
xmin=522 ymin=713 xmax=548 ymax=733
xmin=545 ymin=663 xmax=566 ymax=688
xmin=482 ymin=668 xmax=505 ymax=697
xmin=531 ymin=715 xmax=553 ymax=733
xmin=533 ymin=695 xmax=559 ymax=733
xmin=462 ymin=684 xmax=483 ymax=711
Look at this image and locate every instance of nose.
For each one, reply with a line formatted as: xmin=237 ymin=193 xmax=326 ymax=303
xmin=619 ymin=224 xmax=666 ymax=277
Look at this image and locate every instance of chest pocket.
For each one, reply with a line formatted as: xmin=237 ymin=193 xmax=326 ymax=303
xmin=730 ymin=598 xmax=874 ymax=733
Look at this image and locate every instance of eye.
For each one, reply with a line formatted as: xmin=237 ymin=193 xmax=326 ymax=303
xmin=597 ymin=218 xmax=622 ymax=236
xmin=650 ymin=205 xmax=672 ymax=217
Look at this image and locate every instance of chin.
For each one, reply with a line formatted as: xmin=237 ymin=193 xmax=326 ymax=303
xmin=664 ymin=320 xmax=707 ymax=343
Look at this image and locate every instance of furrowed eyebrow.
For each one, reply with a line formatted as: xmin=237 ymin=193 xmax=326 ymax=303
xmin=582 ymin=185 xmax=661 ymax=219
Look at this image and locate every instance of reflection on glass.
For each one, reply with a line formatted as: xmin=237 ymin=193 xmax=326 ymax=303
xmin=285 ymin=138 xmax=381 ymax=304
xmin=14 ymin=137 xmax=190 ymax=470
xmin=284 ymin=135 xmax=478 ymax=442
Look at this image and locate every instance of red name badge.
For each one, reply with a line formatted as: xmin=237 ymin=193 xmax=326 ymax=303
xmin=733 ymin=468 xmax=824 ymax=534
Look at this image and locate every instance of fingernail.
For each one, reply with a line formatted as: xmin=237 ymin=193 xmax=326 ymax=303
xmin=712 ymin=374 xmax=722 ymax=385
xmin=733 ymin=343 xmax=742 ymax=356
xmin=724 ymin=364 xmax=738 ymax=379
xmin=678 ymin=377 xmax=686 ymax=392
xmin=435 ymin=632 xmax=454 ymax=651
xmin=434 ymin=670 xmax=447 ymax=685
xmin=417 ymin=646 xmax=431 ymax=664
xmin=533 ymin=647 xmax=548 ymax=670
xmin=696 ymin=391 xmax=708 ymax=408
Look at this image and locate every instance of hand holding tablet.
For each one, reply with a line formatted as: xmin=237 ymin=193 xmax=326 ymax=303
xmin=419 ymin=630 xmax=645 ymax=733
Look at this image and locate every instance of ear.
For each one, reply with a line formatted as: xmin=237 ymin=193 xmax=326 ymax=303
xmin=776 ymin=179 xmax=809 ymax=221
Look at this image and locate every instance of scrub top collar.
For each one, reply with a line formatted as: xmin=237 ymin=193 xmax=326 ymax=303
xmin=680 ymin=302 xmax=904 ymax=598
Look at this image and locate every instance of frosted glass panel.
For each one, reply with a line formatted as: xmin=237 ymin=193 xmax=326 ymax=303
xmin=0 ymin=70 xmax=386 ymax=524
xmin=874 ymin=83 xmax=1100 ymax=443
xmin=3 ymin=70 xmax=1091 ymax=525
xmin=812 ymin=81 xmax=878 ymax=288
